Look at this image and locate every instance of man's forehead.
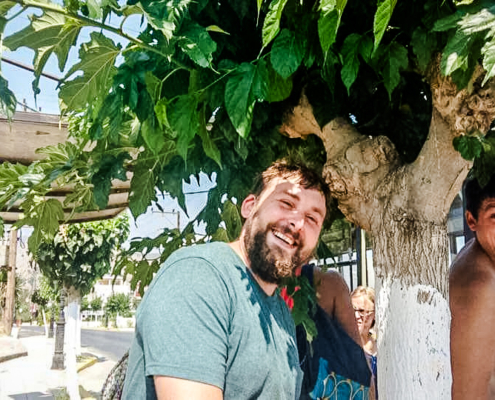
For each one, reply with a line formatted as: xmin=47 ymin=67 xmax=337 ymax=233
xmin=481 ymin=198 xmax=495 ymax=211
xmin=261 ymin=178 xmax=326 ymax=211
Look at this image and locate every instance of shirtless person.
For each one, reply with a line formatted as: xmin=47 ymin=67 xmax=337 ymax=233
xmin=450 ymin=173 xmax=495 ymax=399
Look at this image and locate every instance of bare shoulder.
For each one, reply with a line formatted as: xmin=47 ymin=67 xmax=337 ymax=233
xmin=313 ymin=267 xmax=350 ymax=292
xmin=312 ymin=266 xmax=350 ymax=310
xmin=450 ymin=239 xmax=495 ymax=308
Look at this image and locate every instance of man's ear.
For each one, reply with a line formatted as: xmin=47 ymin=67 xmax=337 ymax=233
xmin=241 ymin=194 xmax=257 ymax=219
xmin=466 ymin=210 xmax=477 ymax=232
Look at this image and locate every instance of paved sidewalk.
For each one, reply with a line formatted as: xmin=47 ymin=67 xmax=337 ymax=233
xmin=0 ymin=330 xmax=114 ymax=400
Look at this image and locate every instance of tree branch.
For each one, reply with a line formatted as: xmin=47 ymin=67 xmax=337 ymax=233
xmin=407 ymin=56 xmax=495 ymax=220
xmin=10 ymin=0 xmax=190 ymax=71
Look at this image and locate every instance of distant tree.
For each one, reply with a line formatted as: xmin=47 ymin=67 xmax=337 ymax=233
xmin=80 ymin=297 xmax=90 ymax=312
xmin=32 ymin=214 xmax=129 ymax=362
xmin=90 ymin=296 xmax=103 ymax=312
xmin=105 ymin=293 xmax=132 ymax=318
xmin=34 ymin=215 xmax=129 ymax=296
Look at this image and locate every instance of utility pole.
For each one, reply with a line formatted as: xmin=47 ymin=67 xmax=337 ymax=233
xmin=152 ymin=209 xmax=181 ymax=230
xmin=3 ymin=229 xmax=17 ymax=336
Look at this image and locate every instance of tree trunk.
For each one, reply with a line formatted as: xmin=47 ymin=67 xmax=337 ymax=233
xmin=374 ymin=217 xmax=451 ymax=398
xmin=64 ymin=286 xmax=81 ymax=400
xmin=2 ymin=229 xmax=17 ymax=336
xmin=65 ymin=287 xmax=81 ymax=356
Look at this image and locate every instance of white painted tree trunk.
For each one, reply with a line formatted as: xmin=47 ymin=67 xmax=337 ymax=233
xmin=373 ymin=219 xmax=452 ymax=399
xmin=376 ymin=278 xmax=451 ymax=398
xmin=64 ymin=287 xmax=81 ymax=400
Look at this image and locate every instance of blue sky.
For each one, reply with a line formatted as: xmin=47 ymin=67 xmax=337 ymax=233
xmin=1 ymin=6 xmax=217 ymax=240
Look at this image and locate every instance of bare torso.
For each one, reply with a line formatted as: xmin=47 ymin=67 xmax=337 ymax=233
xmin=450 ymin=239 xmax=495 ymax=400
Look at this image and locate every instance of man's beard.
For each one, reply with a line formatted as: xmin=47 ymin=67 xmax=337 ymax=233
xmin=243 ymin=219 xmax=308 ymax=285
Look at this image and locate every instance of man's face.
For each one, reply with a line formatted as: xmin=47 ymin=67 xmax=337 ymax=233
xmin=467 ymin=197 xmax=495 ymax=260
xmin=241 ymin=178 xmax=326 ymax=284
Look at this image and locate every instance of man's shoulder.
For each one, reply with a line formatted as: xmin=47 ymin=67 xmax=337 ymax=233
xmin=169 ymin=241 xmax=233 ymax=263
xmin=450 ymin=240 xmax=495 ymax=306
xmin=450 ymin=239 xmax=495 ymax=287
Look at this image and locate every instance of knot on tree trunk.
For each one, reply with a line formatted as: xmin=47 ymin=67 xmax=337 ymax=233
xmin=322 ymin=134 xmax=401 ymax=230
xmin=428 ymin=55 xmax=495 ymax=137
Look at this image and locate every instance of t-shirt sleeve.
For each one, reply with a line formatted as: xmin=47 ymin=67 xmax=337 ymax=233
xmin=137 ymin=256 xmax=232 ymax=390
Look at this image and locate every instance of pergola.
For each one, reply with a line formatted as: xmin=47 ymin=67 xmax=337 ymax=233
xmin=0 ymin=111 xmax=130 ymax=223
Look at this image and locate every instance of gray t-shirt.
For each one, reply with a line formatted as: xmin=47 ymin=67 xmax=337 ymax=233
xmin=122 ymin=241 xmax=303 ymax=399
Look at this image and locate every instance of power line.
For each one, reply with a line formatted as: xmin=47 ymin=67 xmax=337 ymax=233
xmin=1 ymin=57 xmax=62 ymax=82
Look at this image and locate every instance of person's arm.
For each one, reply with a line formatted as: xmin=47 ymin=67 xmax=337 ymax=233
xmin=313 ymin=267 xmax=361 ymax=344
xmin=154 ymin=376 xmax=223 ymax=400
xmin=450 ymin=267 xmax=495 ymax=399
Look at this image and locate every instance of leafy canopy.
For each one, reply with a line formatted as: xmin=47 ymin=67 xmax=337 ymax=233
xmin=33 ymin=215 xmax=130 ymax=295
xmin=1 ymin=0 xmax=495 ymax=298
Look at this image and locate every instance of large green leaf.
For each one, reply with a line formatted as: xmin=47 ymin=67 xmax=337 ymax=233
xmin=4 ymin=11 xmax=82 ymax=75
xmin=266 ymin=63 xmax=293 ymax=102
xmin=129 ymin=158 xmax=157 ymax=218
xmin=141 ymin=117 xmax=166 ymax=155
xmin=318 ymin=0 xmax=347 ymax=54
xmin=135 ymin=0 xmax=193 ymax=40
xmin=453 ymin=135 xmax=483 ymax=161
xmin=262 ymin=0 xmax=289 ymax=47
xmin=225 ymin=62 xmax=269 ymax=138
xmin=482 ymin=36 xmax=495 ymax=86
xmin=59 ymin=32 xmax=120 ymax=114
xmin=198 ymin=106 xmax=222 ymax=168
xmin=270 ymin=29 xmax=306 ymax=79
xmin=177 ymin=22 xmax=217 ymax=68
xmin=91 ymin=153 xmax=130 ymax=209
xmin=0 ymin=75 xmax=16 ymax=120
xmin=373 ymin=0 xmax=398 ymax=50
xmin=458 ymin=7 xmax=495 ymax=35
xmin=411 ymin=27 xmax=437 ymax=73
xmin=168 ymin=94 xmax=200 ymax=161
xmin=225 ymin=63 xmax=257 ymax=138
xmin=26 ymin=199 xmax=65 ymax=254
xmin=340 ymin=34 xmax=361 ymax=94
xmin=221 ymin=200 xmax=242 ymax=241
xmin=0 ymin=1 xmax=16 ymax=15
xmin=381 ymin=42 xmax=408 ymax=99
xmin=440 ymin=31 xmax=474 ymax=77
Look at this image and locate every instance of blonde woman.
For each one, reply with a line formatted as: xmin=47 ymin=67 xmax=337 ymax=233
xmin=351 ymin=286 xmax=377 ymax=398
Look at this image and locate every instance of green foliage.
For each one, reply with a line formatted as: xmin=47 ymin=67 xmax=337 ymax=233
xmin=472 ymin=131 xmax=495 ymax=187
xmin=32 ymin=214 xmax=129 ymax=295
xmin=3 ymin=0 xmax=495 ymax=325
xmin=453 ymin=134 xmax=483 ymax=160
xmin=90 ymin=295 xmax=103 ymax=311
xmin=105 ymin=292 xmax=131 ymax=317
xmin=0 ymin=74 xmax=16 ymax=120
xmin=374 ymin=0 xmax=398 ymax=50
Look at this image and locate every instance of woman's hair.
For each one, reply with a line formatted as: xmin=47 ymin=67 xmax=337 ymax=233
xmin=351 ymin=286 xmax=376 ymax=328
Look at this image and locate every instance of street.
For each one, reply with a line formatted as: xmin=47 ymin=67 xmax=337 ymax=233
xmin=19 ymin=325 xmax=134 ymax=362
xmin=15 ymin=324 xmax=135 ymax=397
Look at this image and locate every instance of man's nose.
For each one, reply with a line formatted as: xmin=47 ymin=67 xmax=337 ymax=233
xmin=289 ymin=213 xmax=305 ymax=231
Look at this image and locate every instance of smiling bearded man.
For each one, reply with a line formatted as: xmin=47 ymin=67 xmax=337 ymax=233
xmin=122 ymin=158 xmax=330 ymax=400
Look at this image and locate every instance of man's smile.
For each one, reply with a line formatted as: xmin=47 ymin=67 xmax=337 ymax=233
xmin=271 ymin=227 xmax=299 ymax=249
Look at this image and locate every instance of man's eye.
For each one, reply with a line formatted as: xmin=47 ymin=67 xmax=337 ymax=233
xmin=306 ymin=215 xmax=317 ymax=224
xmin=281 ymin=200 xmax=293 ymax=207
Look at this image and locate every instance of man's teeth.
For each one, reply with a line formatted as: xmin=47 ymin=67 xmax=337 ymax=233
xmin=273 ymin=230 xmax=294 ymax=245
